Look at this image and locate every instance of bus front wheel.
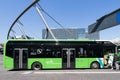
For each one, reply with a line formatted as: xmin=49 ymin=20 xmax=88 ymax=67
xmin=90 ymin=62 xmax=100 ymax=69
xmin=32 ymin=62 xmax=42 ymax=70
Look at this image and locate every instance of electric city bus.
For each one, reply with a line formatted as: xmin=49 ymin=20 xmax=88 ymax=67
xmin=4 ymin=39 xmax=116 ymax=70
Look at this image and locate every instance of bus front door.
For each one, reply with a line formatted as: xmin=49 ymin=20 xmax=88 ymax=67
xmin=14 ymin=48 xmax=28 ymax=69
xmin=62 ymin=48 xmax=75 ymax=69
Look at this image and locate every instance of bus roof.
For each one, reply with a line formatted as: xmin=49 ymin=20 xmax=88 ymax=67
xmin=6 ymin=39 xmax=94 ymax=42
xmin=5 ymin=39 xmax=114 ymax=44
xmin=4 ymin=39 xmax=116 ymax=47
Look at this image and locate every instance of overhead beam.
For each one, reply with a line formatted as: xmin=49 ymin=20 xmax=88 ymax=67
xmin=7 ymin=0 xmax=39 ymax=39
xmin=88 ymin=8 xmax=120 ymax=33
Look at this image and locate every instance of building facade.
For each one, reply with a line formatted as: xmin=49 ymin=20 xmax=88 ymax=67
xmin=42 ymin=28 xmax=100 ymax=40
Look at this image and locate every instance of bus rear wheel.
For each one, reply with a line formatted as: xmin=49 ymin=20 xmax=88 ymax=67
xmin=91 ymin=62 xmax=100 ymax=69
xmin=32 ymin=62 xmax=42 ymax=70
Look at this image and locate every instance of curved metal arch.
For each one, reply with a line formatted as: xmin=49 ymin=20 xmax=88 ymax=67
xmin=7 ymin=0 xmax=39 ymax=39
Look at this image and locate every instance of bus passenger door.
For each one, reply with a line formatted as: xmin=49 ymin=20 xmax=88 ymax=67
xmin=14 ymin=48 xmax=28 ymax=69
xmin=62 ymin=48 xmax=75 ymax=69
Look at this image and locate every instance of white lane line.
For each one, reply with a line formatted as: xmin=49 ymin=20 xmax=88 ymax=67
xmin=22 ymin=71 xmax=33 ymax=74
xmin=21 ymin=71 xmax=120 ymax=74
xmin=33 ymin=71 xmax=120 ymax=74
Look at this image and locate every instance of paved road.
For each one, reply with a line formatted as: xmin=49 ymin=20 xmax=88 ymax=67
xmin=0 ymin=55 xmax=120 ymax=80
xmin=1 ymin=69 xmax=120 ymax=80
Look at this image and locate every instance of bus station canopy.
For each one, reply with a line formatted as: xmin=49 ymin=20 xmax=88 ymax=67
xmin=88 ymin=8 xmax=120 ymax=33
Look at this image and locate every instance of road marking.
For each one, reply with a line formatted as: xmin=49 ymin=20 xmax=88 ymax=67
xmin=22 ymin=71 xmax=33 ymax=74
xmin=34 ymin=72 xmax=120 ymax=74
xmin=21 ymin=71 xmax=120 ymax=74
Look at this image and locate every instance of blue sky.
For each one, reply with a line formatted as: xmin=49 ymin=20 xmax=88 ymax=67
xmin=0 ymin=0 xmax=120 ymax=43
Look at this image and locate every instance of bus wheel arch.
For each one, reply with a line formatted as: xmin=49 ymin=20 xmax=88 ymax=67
xmin=90 ymin=61 xmax=100 ymax=69
xmin=31 ymin=62 xmax=42 ymax=70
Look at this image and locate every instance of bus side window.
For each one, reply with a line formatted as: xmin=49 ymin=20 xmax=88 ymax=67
xmin=53 ymin=49 xmax=61 ymax=58
xmin=45 ymin=47 xmax=61 ymax=58
xmin=30 ymin=49 xmax=37 ymax=56
xmin=45 ymin=48 xmax=52 ymax=58
xmin=118 ymin=49 xmax=120 ymax=53
xmin=29 ymin=48 xmax=45 ymax=58
xmin=76 ymin=47 xmax=87 ymax=58
xmin=6 ymin=47 xmax=13 ymax=58
xmin=88 ymin=46 xmax=103 ymax=58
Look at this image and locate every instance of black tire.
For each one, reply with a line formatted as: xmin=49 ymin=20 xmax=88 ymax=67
xmin=91 ymin=62 xmax=100 ymax=69
xmin=32 ymin=62 xmax=42 ymax=70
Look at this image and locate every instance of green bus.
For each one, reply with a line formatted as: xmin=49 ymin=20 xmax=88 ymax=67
xmin=4 ymin=39 xmax=116 ymax=70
